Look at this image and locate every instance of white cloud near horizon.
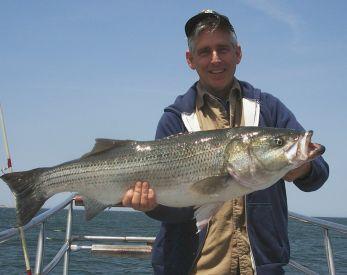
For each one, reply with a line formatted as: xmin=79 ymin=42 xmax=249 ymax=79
xmin=242 ymin=0 xmax=302 ymax=47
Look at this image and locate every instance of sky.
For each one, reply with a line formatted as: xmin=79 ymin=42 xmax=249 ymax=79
xmin=0 ymin=1 xmax=346 ymax=217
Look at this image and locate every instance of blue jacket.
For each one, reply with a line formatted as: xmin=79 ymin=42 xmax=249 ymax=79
xmin=146 ymin=81 xmax=329 ymax=275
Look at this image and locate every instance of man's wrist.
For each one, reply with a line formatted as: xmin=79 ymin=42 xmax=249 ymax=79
xmin=296 ymin=162 xmax=312 ymax=181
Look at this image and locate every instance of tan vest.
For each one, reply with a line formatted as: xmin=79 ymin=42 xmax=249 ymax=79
xmin=191 ymin=80 xmax=254 ymax=275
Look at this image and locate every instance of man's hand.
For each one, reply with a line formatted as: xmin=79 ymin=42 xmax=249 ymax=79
xmin=122 ymin=181 xmax=157 ymax=212
xmin=283 ymin=162 xmax=312 ymax=182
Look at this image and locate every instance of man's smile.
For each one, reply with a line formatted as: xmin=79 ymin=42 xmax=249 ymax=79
xmin=209 ymin=69 xmax=226 ymax=74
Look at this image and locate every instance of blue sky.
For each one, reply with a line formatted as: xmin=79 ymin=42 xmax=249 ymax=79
xmin=0 ymin=1 xmax=346 ymax=217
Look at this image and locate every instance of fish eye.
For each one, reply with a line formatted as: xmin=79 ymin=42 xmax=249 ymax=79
xmin=274 ymin=138 xmax=284 ymax=146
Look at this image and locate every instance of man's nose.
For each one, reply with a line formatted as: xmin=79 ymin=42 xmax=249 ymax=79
xmin=211 ymin=50 xmax=221 ymax=64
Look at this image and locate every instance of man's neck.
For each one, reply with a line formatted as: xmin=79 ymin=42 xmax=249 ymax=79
xmin=198 ymin=80 xmax=234 ymax=101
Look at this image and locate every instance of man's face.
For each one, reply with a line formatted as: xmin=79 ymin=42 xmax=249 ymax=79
xmin=186 ymin=29 xmax=242 ymax=95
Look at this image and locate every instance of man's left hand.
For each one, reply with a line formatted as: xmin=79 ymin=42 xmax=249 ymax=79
xmin=122 ymin=181 xmax=157 ymax=212
xmin=283 ymin=162 xmax=312 ymax=182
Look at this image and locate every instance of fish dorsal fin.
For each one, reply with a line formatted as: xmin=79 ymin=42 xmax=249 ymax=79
xmin=82 ymin=138 xmax=134 ymax=158
xmin=163 ymin=132 xmax=186 ymax=140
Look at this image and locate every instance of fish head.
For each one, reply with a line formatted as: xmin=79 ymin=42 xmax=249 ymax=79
xmin=225 ymin=127 xmax=325 ymax=190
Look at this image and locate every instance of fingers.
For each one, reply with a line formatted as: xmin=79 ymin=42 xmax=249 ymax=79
xmin=283 ymin=171 xmax=295 ymax=182
xmin=148 ymin=188 xmax=156 ymax=209
xmin=132 ymin=181 xmax=143 ymax=209
xmin=140 ymin=181 xmax=150 ymax=207
xmin=122 ymin=189 xmax=134 ymax=207
xmin=122 ymin=181 xmax=157 ymax=212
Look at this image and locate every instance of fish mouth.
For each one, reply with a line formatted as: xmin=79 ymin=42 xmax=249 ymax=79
xmin=288 ymin=130 xmax=325 ymax=165
xmin=301 ymin=131 xmax=325 ymax=160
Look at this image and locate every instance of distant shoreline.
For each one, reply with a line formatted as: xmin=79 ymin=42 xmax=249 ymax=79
xmin=0 ymin=206 xmax=345 ymax=218
xmin=0 ymin=206 xmax=137 ymax=212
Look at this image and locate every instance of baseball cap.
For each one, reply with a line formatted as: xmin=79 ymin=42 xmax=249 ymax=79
xmin=185 ymin=9 xmax=235 ymax=38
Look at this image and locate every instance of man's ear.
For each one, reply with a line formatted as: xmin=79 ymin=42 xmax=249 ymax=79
xmin=186 ymin=50 xmax=196 ymax=70
xmin=235 ymin=44 xmax=242 ymax=64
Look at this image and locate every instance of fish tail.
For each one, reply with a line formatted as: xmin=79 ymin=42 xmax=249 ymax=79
xmin=1 ymin=168 xmax=48 ymax=226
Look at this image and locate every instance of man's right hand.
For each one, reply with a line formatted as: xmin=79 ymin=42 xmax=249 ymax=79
xmin=122 ymin=181 xmax=157 ymax=212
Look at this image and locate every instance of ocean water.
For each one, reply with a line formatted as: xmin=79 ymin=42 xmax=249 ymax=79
xmin=0 ymin=208 xmax=346 ymax=274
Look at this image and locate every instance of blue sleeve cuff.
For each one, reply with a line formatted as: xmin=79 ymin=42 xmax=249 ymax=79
xmin=145 ymin=205 xmax=195 ymax=223
xmin=294 ymin=156 xmax=329 ymax=192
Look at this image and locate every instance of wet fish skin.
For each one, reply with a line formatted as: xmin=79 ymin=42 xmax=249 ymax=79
xmin=1 ymin=127 xmax=325 ymax=227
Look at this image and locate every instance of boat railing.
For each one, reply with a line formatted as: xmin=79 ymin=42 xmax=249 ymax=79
xmin=0 ymin=195 xmax=155 ymax=275
xmin=0 ymin=194 xmax=75 ymax=274
xmin=288 ymin=211 xmax=347 ymax=275
xmin=0 ymin=196 xmax=346 ymax=275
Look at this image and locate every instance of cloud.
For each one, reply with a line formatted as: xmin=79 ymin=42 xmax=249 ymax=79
xmin=242 ymin=0 xmax=302 ymax=45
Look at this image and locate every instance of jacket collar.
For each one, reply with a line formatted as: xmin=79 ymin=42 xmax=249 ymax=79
xmin=164 ymin=80 xmax=261 ymax=116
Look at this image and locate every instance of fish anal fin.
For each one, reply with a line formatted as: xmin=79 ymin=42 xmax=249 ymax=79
xmin=82 ymin=196 xmax=109 ymax=220
xmin=82 ymin=139 xmax=135 ymax=158
xmin=190 ymin=175 xmax=231 ymax=195
xmin=194 ymin=203 xmax=224 ymax=232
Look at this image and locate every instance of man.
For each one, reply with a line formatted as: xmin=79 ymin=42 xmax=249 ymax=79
xmin=122 ymin=10 xmax=329 ymax=275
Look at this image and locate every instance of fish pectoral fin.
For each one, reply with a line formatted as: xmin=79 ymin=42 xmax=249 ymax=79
xmin=194 ymin=202 xmax=224 ymax=232
xmin=81 ymin=139 xmax=135 ymax=158
xmin=82 ymin=196 xmax=109 ymax=220
xmin=190 ymin=175 xmax=231 ymax=195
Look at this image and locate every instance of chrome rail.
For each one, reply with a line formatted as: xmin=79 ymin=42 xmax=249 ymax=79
xmin=1 ymin=200 xmax=346 ymax=274
xmin=0 ymin=194 xmax=75 ymax=275
xmin=289 ymin=211 xmax=347 ymax=234
xmin=288 ymin=211 xmax=347 ymax=275
xmin=63 ymin=201 xmax=73 ymax=275
xmin=288 ymin=259 xmax=319 ymax=275
xmin=42 ymin=242 xmax=69 ymax=275
xmin=34 ymin=222 xmax=45 ymax=274
xmin=0 ymin=195 xmax=154 ymax=274
xmin=71 ymin=235 xmax=155 ymax=243
xmin=0 ymin=194 xmax=75 ymax=243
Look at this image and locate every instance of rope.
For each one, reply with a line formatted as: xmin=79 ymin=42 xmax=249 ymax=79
xmin=0 ymin=104 xmax=32 ymax=274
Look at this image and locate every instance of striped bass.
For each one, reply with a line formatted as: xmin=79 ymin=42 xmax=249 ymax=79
xmin=1 ymin=127 xmax=325 ymax=227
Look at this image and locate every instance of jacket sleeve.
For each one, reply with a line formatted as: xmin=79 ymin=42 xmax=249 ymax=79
xmin=145 ymin=110 xmax=196 ymax=223
xmin=263 ymin=93 xmax=329 ymax=192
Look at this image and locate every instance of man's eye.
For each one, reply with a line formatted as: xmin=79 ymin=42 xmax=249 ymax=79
xmin=198 ymin=49 xmax=210 ymax=56
xmin=218 ymin=47 xmax=230 ymax=54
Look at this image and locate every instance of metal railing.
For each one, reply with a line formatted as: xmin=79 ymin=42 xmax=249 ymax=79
xmin=288 ymin=211 xmax=347 ymax=275
xmin=0 ymin=194 xmax=154 ymax=274
xmin=0 ymin=198 xmax=346 ymax=274
xmin=0 ymin=194 xmax=75 ymax=275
